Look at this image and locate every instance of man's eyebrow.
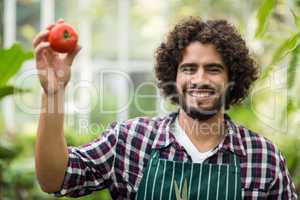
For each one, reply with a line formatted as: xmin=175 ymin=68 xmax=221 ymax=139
xmin=204 ymin=63 xmax=225 ymax=69
xmin=178 ymin=62 xmax=198 ymax=69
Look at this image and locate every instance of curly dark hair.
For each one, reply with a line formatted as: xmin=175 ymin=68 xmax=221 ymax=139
xmin=155 ymin=17 xmax=259 ymax=109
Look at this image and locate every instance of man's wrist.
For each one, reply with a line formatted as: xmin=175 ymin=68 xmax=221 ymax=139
xmin=41 ymin=89 xmax=65 ymax=114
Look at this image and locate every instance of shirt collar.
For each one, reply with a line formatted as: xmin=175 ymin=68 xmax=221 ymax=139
xmin=221 ymin=114 xmax=247 ymax=156
xmin=153 ymin=111 xmax=177 ymax=149
xmin=153 ymin=111 xmax=247 ymax=157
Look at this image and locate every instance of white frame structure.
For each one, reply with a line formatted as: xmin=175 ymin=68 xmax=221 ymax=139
xmin=3 ymin=0 xmax=16 ymax=133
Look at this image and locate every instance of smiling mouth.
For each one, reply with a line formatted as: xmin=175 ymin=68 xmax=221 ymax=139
xmin=186 ymin=89 xmax=216 ymax=98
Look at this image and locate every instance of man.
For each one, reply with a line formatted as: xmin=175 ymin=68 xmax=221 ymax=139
xmin=33 ymin=17 xmax=298 ymax=199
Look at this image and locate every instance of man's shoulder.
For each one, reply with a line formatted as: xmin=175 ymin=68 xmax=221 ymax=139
xmin=234 ymin=123 xmax=283 ymax=162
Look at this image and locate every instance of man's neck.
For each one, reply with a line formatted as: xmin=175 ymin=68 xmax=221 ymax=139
xmin=178 ymin=109 xmax=226 ymax=152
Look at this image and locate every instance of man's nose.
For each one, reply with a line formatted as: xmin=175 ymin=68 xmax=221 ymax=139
xmin=190 ymin=67 xmax=207 ymax=84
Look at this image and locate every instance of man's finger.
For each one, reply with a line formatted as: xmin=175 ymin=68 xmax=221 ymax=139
xmin=56 ymin=18 xmax=64 ymax=24
xmin=46 ymin=18 xmax=65 ymax=31
xmin=46 ymin=24 xmax=55 ymax=31
xmin=32 ymin=30 xmax=50 ymax=48
xmin=34 ymin=42 xmax=51 ymax=64
xmin=66 ymin=45 xmax=82 ymax=66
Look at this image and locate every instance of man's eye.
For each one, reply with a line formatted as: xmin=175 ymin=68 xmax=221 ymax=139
xmin=208 ymin=67 xmax=221 ymax=72
xmin=182 ymin=67 xmax=194 ymax=72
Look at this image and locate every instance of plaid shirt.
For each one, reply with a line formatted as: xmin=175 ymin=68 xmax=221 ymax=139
xmin=53 ymin=112 xmax=298 ymax=200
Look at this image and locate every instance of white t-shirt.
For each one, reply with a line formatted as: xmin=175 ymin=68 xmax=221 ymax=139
xmin=173 ymin=117 xmax=222 ymax=163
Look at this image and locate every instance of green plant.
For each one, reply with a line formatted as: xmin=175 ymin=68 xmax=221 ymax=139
xmin=229 ymin=0 xmax=300 ymax=196
xmin=242 ymin=0 xmax=300 ymax=194
xmin=0 ymin=43 xmax=33 ymax=100
xmin=0 ymin=43 xmax=33 ymax=199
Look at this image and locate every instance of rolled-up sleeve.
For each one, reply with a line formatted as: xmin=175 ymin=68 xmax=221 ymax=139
xmin=52 ymin=122 xmax=119 ymax=197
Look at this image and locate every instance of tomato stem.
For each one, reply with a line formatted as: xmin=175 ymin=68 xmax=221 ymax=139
xmin=64 ymin=30 xmax=70 ymax=39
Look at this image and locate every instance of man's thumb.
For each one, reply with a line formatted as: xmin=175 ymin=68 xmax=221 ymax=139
xmin=66 ymin=45 xmax=81 ymax=65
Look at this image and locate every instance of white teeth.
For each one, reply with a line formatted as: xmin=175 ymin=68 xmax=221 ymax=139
xmin=190 ymin=92 xmax=211 ymax=97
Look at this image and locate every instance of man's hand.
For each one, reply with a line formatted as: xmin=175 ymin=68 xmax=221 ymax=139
xmin=32 ymin=19 xmax=81 ymax=95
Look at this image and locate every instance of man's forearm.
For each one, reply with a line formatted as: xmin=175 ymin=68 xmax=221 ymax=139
xmin=35 ymin=91 xmax=68 ymax=193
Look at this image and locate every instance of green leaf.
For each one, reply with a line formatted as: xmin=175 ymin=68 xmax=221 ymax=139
xmin=261 ymin=33 xmax=300 ymax=80
xmin=0 ymin=159 xmax=5 ymax=171
xmin=174 ymin=180 xmax=181 ymax=200
xmin=287 ymin=45 xmax=300 ymax=89
xmin=0 ymin=85 xmax=30 ymax=100
xmin=290 ymin=9 xmax=300 ymax=29
xmin=255 ymin=0 xmax=276 ymax=38
xmin=6 ymin=160 xmax=35 ymax=189
xmin=261 ymin=33 xmax=300 ymax=79
xmin=0 ymin=43 xmax=33 ymax=87
xmin=173 ymin=179 xmax=188 ymax=200
xmin=0 ymin=139 xmax=20 ymax=160
xmin=182 ymin=178 xmax=188 ymax=200
xmin=271 ymin=32 xmax=300 ymax=65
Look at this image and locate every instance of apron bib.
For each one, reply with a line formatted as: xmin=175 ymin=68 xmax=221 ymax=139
xmin=136 ymin=148 xmax=242 ymax=200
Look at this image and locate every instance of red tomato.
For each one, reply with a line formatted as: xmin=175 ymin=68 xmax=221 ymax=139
xmin=48 ymin=22 xmax=78 ymax=53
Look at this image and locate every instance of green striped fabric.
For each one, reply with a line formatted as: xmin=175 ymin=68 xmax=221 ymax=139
xmin=136 ymin=150 xmax=242 ymax=200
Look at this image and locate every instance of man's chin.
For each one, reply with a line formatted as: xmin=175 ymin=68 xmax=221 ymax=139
xmin=178 ymin=93 xmax=224 ymax=121
xmin=182 ymin=105 xmax=219 ymax=121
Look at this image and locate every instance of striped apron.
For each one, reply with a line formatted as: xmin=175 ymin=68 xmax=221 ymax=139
xmin=136 ymin=148 xmax=242 ymax=200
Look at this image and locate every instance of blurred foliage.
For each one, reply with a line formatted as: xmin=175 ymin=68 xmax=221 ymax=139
xmin=228 ymin=0 xmax=300 ymax=195
xmin=16 ymin=0 xmax=40 ymax=51
xmin=0 ymin=0 xmax=3 ymax=48
xmin=0 ymin=86 xmax=29 ymax=100
xmin=0 ymin=139 xmax=22 ymax=160
xmin=54 ymin=0 xmax=119 ymax=60
xmin=1 ymin=131 xmax=112 ymax=200
xmin=0 ymin=43 xmax=34 ymax=199
xmin=255 ymin=0 xmax=275 ymax=38
xmin=0 ymin=0 xmax=300 ymax=199
xmin=0 ymin=43 xmax=33 ymax=88
xmin=129 ymin=72 xmax=157 ymax=118
xmin=276 ymin=135 xmax=300 ymax=187
xmin=89 ymin=89 xmax=117 ymax=133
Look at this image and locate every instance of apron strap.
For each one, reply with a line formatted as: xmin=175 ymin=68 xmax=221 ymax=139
xmin=150 ymin=148 xmax=159 ymax=159
xmin=229 ymin=151 xmax=240 ymax=166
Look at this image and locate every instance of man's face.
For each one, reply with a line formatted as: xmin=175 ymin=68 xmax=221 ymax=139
xmin=176 ymin=42 xmax=229 ymax=120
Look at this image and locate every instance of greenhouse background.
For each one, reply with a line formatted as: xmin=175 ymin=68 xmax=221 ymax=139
xmin=0 ymin=0 xmax=300 ymax=199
